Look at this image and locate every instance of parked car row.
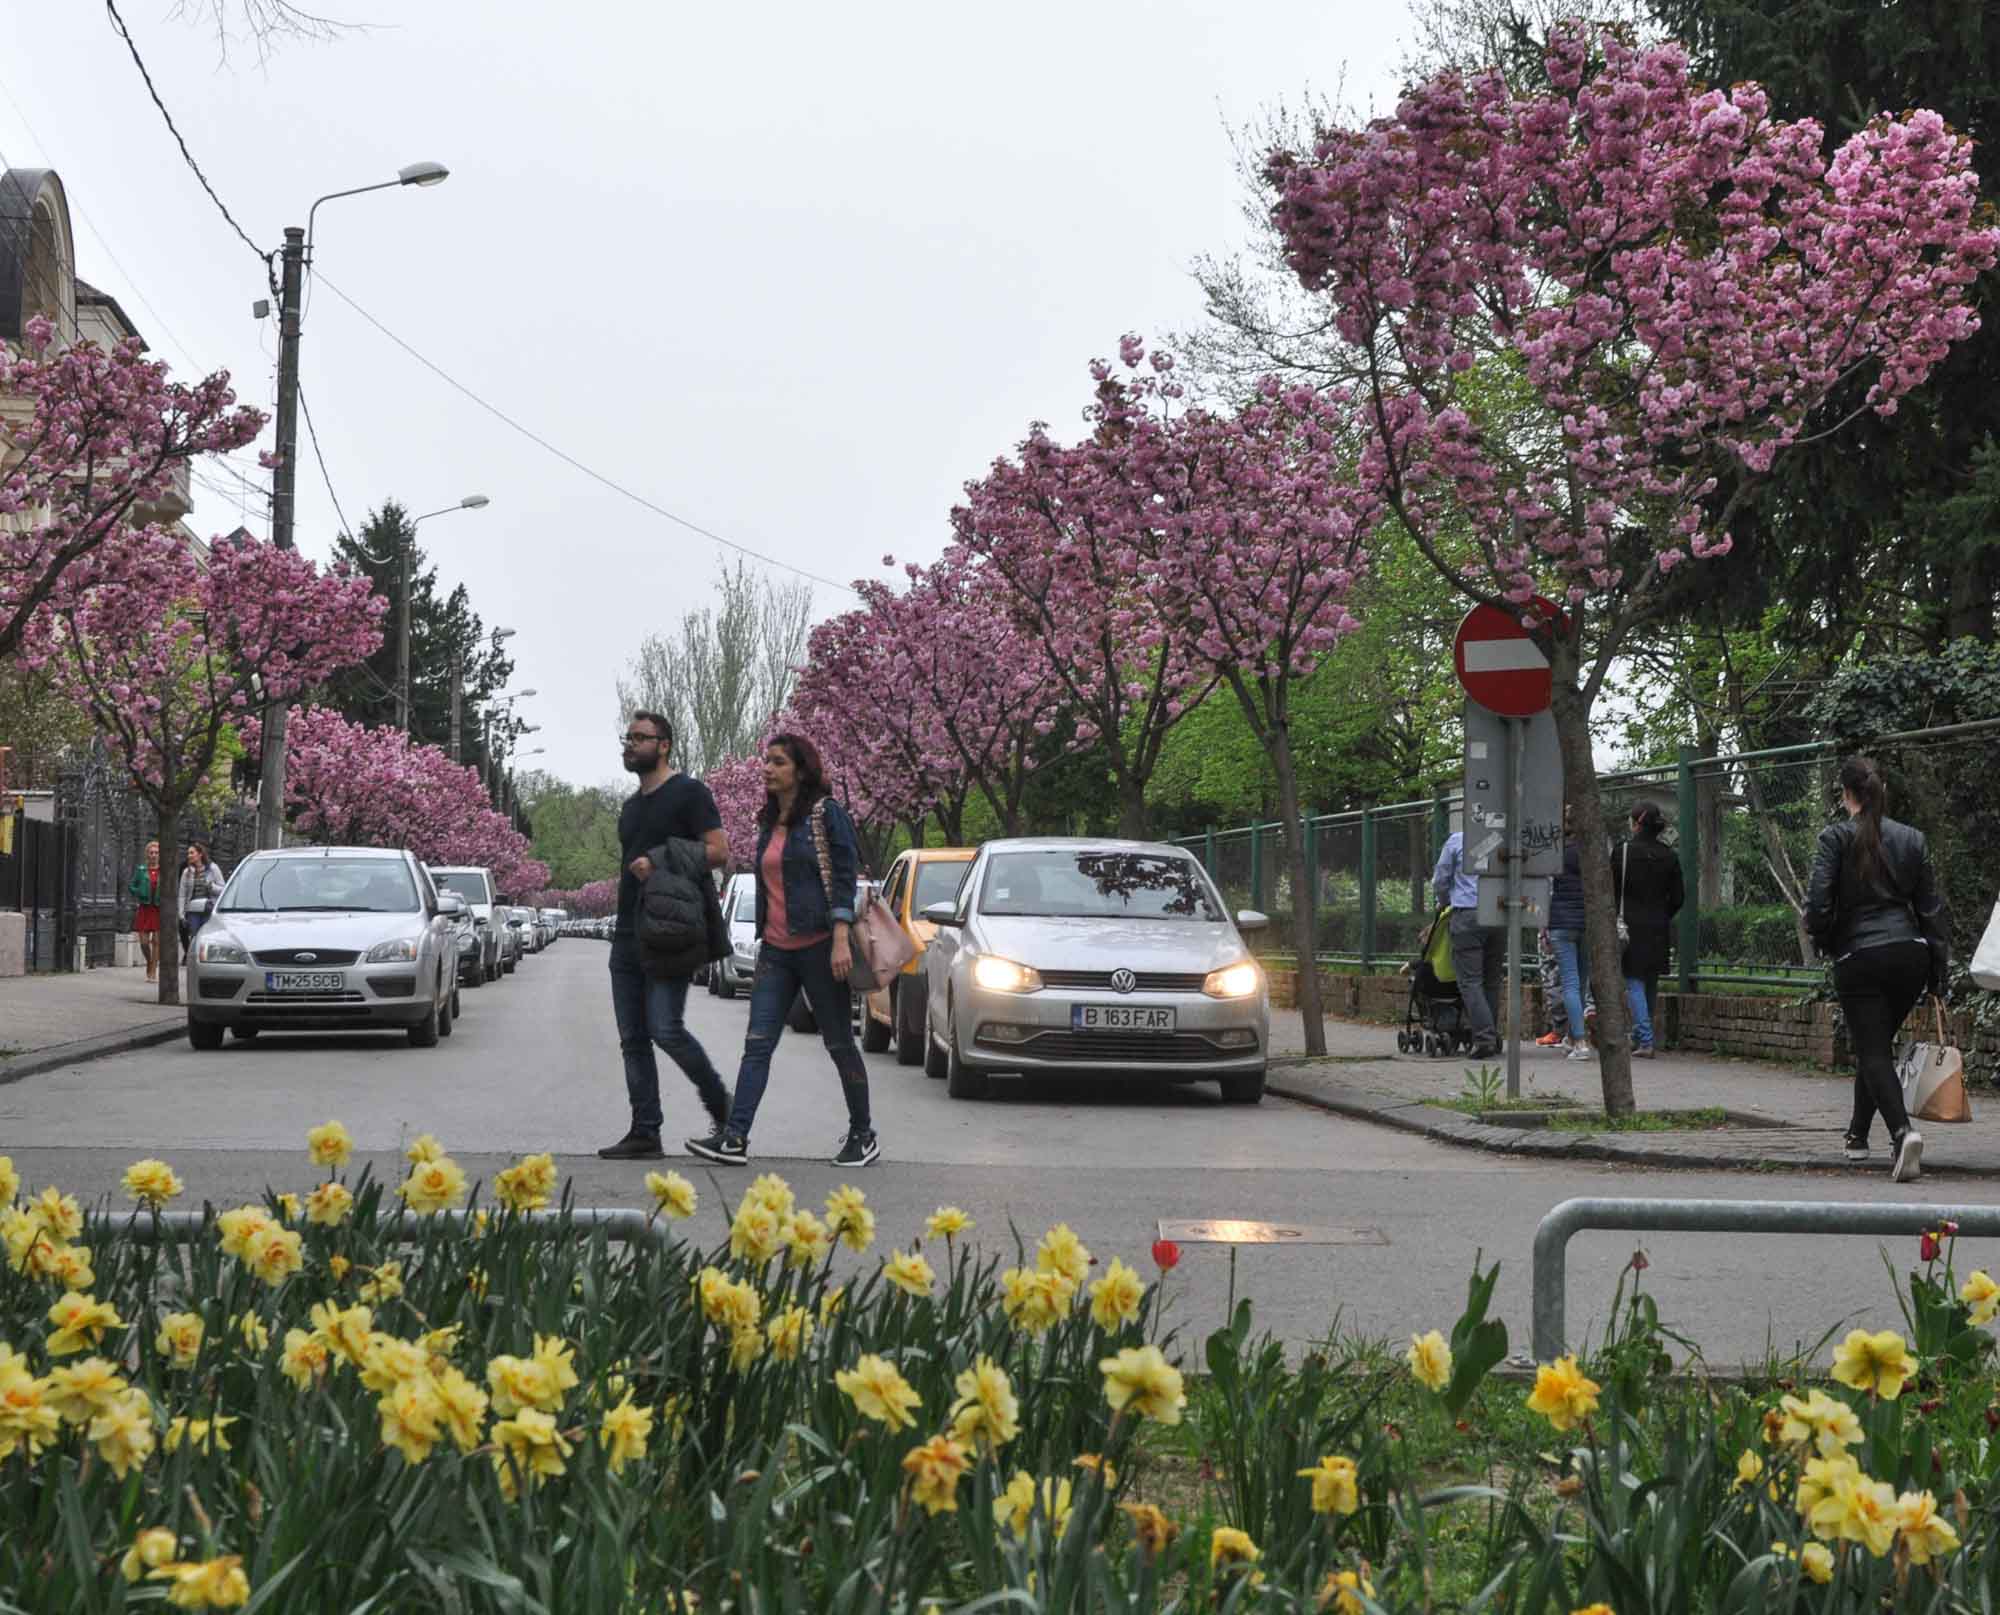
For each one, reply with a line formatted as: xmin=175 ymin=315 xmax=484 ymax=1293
xmin=700 ymin=837 xmax=1271 ymax=1103
xmin=182 ymin=847 xmax=564 ymax=1052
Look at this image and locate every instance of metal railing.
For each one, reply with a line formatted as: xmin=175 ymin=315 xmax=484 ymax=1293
xmin=1530 ymin=1195 xmax=2000 ymax=1361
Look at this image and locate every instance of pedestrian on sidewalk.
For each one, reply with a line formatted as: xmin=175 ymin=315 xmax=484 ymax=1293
xmin=1431 ymin=828 xmax=1502 ymax=1059
xmin=598 ymin=712 xmax=734 ymax=1163
xmin=129 ymin=841 xmax=162 ymax=982
xmin=178 ymin=843 xmax=224 ymax=950
xmin=1806 ymin=755 xmax=1951 ymax=1184
xmin=1547 ymin=807 xmax=1593 ymax=1062
xmin=688 ymin=733 xmax=878 ymax=1169
xmin=1611 ymin=801 xmax=1682 ymax=1060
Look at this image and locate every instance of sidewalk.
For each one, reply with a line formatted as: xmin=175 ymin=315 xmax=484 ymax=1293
xmin=1265 ymin=1008 xmax=2000 ymax=1177
xmin=0 ymin=966 xmax=182 ymax=1082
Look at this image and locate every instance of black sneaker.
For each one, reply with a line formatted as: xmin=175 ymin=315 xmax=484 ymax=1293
xmin=686 ymin=1128 xmax=748 ymax=1166
xmin=831 ymin=1129 xmax=880 ymax=1168
xmin=703 ymin=1087 xmax=734 ymax=1133
xmin=597 ymin=1130 xmax=665 ymax=1161
xmin=1843 ymin=1134 xmax=1870 ymax=1163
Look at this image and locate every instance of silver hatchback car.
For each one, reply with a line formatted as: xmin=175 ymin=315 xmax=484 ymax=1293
xmin=920 ymin=838 xmax=1269 ymax=1103
xmin=185 ymin=846 xmax=459 ymax=1049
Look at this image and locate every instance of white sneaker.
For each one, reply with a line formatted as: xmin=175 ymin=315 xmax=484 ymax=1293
xmin=1892 ymin=1130 xmax=1924 ymax=1184
xmin=1565 ymin=1044 xmax=1595 ymax=1061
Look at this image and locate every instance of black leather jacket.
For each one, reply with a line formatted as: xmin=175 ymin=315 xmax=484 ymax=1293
xmin=1804 ymin=815 xmax=1949 ymax=982
xmin=636 ymin=836 xmax=730 ymax=982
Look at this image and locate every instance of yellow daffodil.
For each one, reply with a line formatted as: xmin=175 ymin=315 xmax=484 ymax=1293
xmin=148 ymin=1553 xmax=251 ymax=1609
xmin=404 ymin=1133 xmax=445 ymax=1164
xmin=1406 ymin=1330 xmax=1453 ymax=1392
xmin=491 ymin=1407 xmax=571 ymax=1501
xmin=309 ymin=1301 xmax=374 ymax=1367
xmin=46 ymin=1291 xmax=123 ymax=1357
xmin=358 ymin=1260 xmax=404 ymax=1303
xmin=644 ymin=1170 xmax=697 ymax=1220
xmin=994 ymin=1469 xmax=1072 ymax=1538
xmin=600 ymin=1392 xmax=653 ymax=1475
xmin=307 ymin=1119 xmax=353 ymax=1167
xmin=1073 ymin=1452 xmax=1118 ymax=1487
xmin=46 ymin=1356 xmax=126 ymax=1425
xmin=819 ymin=1286 xmax=846 ymax=1325
xmin=783 ymin=1209 xmax=833 ymax=1268
xmin=465 ymin=1266 xmax=488 ymax=1300
xmin=433 ymin=1365 xmax=488 ymax=1452
xmin=1806 ymin=1465 xmax=1897 ymax=1555
xmin=901 ymin=1433 xmax=973 ymax=1516
xmin=280 ymin=1328 xmax=330 ymax=1391
xmin=31 ymin=1186 xmax=82 ymax=1243
xmin=948 ymin=1357 xmax=1020 ymax=1455
xmin=1120 ymin=1501 xmax=1178 ymax=1555
xmin=86 ymin=1384 xmax=153 ymax=1477
xmin=1321 ymin=1569 xmax=1376 ymax=1615
xmin=745 ymin=1172 xmax=795 ymax=1216
xmin=275 ymin=1192 xmax=301 ymax=1222
xmin=397 ymin=1156 xmax=468 ymax=1215
xmin=884 ymin=1249 xmax=936 ymax=1298
xmin=47 ymin=1242 xmax=95 ymax=1290
xmin=244 ymin=1225 xmax=303 ymax=1287
xmin=1777 ymin=1389 xmax=1862 ymax=1455
xmin=0 ymin=1364 xmax=62 ymax=1459
xmin=1830 ymin=1328 xmax=1915 ymax=1400
xmin=0 ymin=1156 xmax=16 ymax=1206
xmin=1962 ymin=1270 xmax=2000 ymax=1327
xmin=156 ymin=1303 xmax=205 ymax=1367
xmin=231 ymin=1313 xmax=270 ymax=1354
xmin=825 ymin=1185 xmax=875 ymax=1253
xmin=531 ymin=1335 xmax=580 ymax=1401
xmin=1796 ymin=1453 xmax=1860 ymax=1519
xmin=1000 ymin=1266 xmax=1076 ymax=1335
xmin=1796 ymin=1541 xmax=1834 ymax=1584
xmin=728 ymin=1323 xmax=764 ymax=1373
xmin=378 ymin=1372 xmax=445 ymax=1465
xmin=1567 ymin=1606 xmax=1612 ymax=1615
xmin=214 ymin=1205 xmax=273 ymax=1259
xmin=485 ymin=1355 xmax=559 ymax=1418
xmin=1089 ymin=1258 xmax=1146 ymax=1331
xmin=1525 ymin=1355 xmax=1600 ymax=1432
xmin=766 ymin=1305 xmax=813 ymax=1362
xmin=1733 ymin=1449 xmax=1765 ymax=1491
xmin=729 ymin=1201 xmax=784 ymax=1268
xmin=121 ymin=1527 xmax=180 ymax=1583
xmin=359 ymin=1335 xmax=431 ymax=1394
xmin=164 ymin=1414 xmax=236 ymax=1455
xmin=493 ymin=1152 xmax=558 ymax=1213
xmin=121 ymin=1158 xmax=183 ymax=1207
xmin=1209 ymin=1526 xmax=1260 ymax=1573
xmin=1897 ymin=1490 xmax=1960 ymax=1564
xmin=2 ymin=1209 xmax=58 ymax=1279
xmin=1100 ymin=1344 xmax=1186 ymax=1425
xmin=1036 ymin=1222 xmax=1091 ymax=1286
xmin=925 ymin=1206 xmax=974 ymax=1241
xmin=836 ymin=1353 xmax=921 ymax=1430
xmin=1299 ymin=1453 xmax=1361 ymax=1516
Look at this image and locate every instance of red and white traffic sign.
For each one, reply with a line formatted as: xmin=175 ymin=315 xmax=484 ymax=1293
xmin=1453 ymin=599 xmax=1561 ymax=717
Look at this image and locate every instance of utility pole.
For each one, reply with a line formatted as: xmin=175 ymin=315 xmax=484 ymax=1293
xmin=254 ymin=227 xmax=306 ymax=851
xmin=449 ymin=649 xmax=463 ymax=762
xmin=396 ymin=526 xmax=412 ymax=732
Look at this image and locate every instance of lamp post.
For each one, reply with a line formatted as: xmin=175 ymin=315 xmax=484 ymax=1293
xmin=255 ymin=161 xmax=452 ymax=850
xmin=358 ymin=495 xmax=490 ymax=736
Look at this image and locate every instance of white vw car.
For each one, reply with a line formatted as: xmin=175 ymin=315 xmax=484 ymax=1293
xmin=920 ymin=838 xmax=1268 ymax=1102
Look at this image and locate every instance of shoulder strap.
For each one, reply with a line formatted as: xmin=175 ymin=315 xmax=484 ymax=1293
xmin=1618 ymin=842 xmax=1628 ymax=920
xmin=809 ymin=798 xmax=836 ymax=902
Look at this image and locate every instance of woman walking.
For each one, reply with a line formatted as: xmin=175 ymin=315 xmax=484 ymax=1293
xmin=129 ymin=840 xmax=162 ymax=982
xmin=1610 ymin=802 xmax=1684 ymax=1059
xmin=1547 ymin=807 xmax=1593 ymax=1062
xmin=179 ymin=842 xmax=224 ymax=948
xmin=1806 ymin=756 xmax=1951 ymax=1183
xmin=686 ymin=734 xmax=879 ymax=1168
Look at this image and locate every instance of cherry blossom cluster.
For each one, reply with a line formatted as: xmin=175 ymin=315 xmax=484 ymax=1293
xmin=525 ymin=879 xmax=617 ymax=917
xmin=706 ymin=753 xmax=768 ymax=871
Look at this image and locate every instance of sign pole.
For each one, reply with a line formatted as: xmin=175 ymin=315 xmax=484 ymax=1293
xmin=1505 ymin=716 xmax=1524 ymax=1099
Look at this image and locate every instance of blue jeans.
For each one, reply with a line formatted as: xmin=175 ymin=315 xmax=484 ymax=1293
xmin=608 ymin=934 xmax=730 ymax=1136
xmin=1551 ymin=930 xmax=1589 ymax=1044
xmin=1624 ymin=974 xmax=1657 ymax=1050
xmin=728 ymin=937 xmax=870 ymax=1141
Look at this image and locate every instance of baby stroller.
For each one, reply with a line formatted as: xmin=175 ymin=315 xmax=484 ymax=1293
xmin=1396 ymin=908 xmax=1470 ymax=1058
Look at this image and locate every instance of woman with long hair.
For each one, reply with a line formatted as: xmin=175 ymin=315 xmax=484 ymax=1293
xmin=129 ymin=840 xmax=162 ymax=982
xmin=1610 ymin=801 xmax=1684 ymax=1058
xmin=1805 ymin=756 xmax=1951 ymax=1183
xmin=686 ymin=733 xmax=879 ymax=1168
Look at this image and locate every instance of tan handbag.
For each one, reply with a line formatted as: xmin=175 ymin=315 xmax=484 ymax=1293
xmin=1897 ymin=997 xmax=1971 ymax=1125
xmin=810 ymin=801 xmax=915 ymax=993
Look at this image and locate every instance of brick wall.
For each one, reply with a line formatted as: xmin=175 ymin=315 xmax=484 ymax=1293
xmin=1269 ymin=966 xmax=1998 ymax=1077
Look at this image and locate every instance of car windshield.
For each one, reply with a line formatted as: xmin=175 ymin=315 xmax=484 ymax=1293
xmin=913 ymin=861 xmax=971 ymax=911
xmin=978 ymin=851 xmax=1222 ymax=921
xmin=221 ymin=857 xmax=420 ymax=914
xmin=431 ymin=871 xmax=491 ymax=904
xmin=729 ymin=882 xmax=755 ymax=922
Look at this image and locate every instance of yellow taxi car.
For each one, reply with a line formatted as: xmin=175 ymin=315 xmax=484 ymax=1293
xmin=862 ymin=846 xmax=978 ymax=1064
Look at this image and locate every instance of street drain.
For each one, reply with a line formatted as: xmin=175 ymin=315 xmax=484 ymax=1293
xmin=1156 ymin=1219 xmax=1388 ymax=1246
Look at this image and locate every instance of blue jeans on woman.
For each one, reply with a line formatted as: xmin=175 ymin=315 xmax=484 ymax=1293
xmin=727 ymin=937 xmax=871 ymax=1142
xmin=1550 ymin=929 xmax=1589 ymax=1045
xmin=1624 ymin=974 xmax=1658 ymax=1051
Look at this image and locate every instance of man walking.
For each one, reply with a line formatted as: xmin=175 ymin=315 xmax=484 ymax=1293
xmin=1432 ymin=827 xmax=1503 ymax=1059
xmin=599 ymin=712 xmax=734 ymax=1161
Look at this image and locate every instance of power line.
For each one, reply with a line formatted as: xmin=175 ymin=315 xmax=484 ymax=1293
xmin=310 ymin=271 xmax=858 ymax=598
xmin=102 ymin=0 xmax=268 ymax=264
xmin=296 ymin=383 xmax=355 ymax=543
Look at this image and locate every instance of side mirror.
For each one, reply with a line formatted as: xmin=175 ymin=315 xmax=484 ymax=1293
xmin=1235 ymin=909 xmax=1270 ymax=931
xmin=920 ymin=901 xmax=961 ymax=928
xmin=438 ymin=893 xmax=467 ymax=918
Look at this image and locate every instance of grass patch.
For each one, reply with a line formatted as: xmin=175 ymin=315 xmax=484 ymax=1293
xmin=1424 ymin=1093 xmax=1586 ymax=1116
xmin=1543 ymin=1105 xmax=1733 ymax=1133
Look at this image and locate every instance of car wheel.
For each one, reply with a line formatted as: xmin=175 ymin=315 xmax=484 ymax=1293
xmin=895 ymin=978 xmax=925 ymax=1066
xmin=861 ymin=991 xmax=890 ymax=1053
xmin=944 ymin=998 xmax=991 ymax=1100
xmin=1219 ymin=1067 xmax=1266 ymax=1105
xmin=230 ymin=1026 xmax=260 ymax=1043
xmin=922 ymin=995 xmax=948 ymax=1080
xmin=718 ymin=973 xmax=735 ymax=1001
xmin=188 ymin=1016 xmax=225 ymax=1052
xmin=787 ymin=991 xmax=816 ymax=1034
xmin=409 ymin=992 xmax=441 ymax=1048
xmin=437 ymin=981 xmax=455 ymax=1038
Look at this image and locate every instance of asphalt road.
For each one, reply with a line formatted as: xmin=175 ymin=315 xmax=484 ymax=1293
xmin=5 ymin=940 xmax=1995 ymax=1369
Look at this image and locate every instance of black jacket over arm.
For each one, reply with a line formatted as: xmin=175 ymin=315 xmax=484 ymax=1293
xmin=637 ymin=836 xmax=730 ymax=982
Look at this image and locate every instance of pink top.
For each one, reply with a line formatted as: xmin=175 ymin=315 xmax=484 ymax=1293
xmin=761 ymin=830 xmax=827 ymax=951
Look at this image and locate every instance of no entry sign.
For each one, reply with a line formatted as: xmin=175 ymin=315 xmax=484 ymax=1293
xmin=1453 ymin=600 xmax=1561 ymax=717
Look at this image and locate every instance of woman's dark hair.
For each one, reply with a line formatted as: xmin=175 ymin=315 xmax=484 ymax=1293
xmin=1629 ymin=801 xmax=1666 ymax=838
xmin=757 ymin=733 xmax=829 ymax=830
xmin=1841 ymin=754 xmax=1890 ymax=894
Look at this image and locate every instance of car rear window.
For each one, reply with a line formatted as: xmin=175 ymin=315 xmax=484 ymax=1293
xmin=431 ymin=871 xmax=491 ymax=905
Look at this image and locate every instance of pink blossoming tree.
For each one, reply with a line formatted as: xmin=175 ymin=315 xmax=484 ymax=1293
xmin=1264 ymin=25 xmax=1996 ymax=1108
xmin=707 ymin=752 xmax=768 ymax=873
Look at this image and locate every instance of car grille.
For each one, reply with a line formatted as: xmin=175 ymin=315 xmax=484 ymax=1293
xmin=246 ymin=990 xmax=366 ymax=1005
xmin=1037 ymin=970 xmax=1208 ymax=993
xmin=984 ymin=1029 xmax=1245 ymax=1062
xmin=254 ymin=948 xmax=361 ymax=966
xmin=371 ymin=976 xmax=417 ymax=998
xmin=198 ymin=979 xmax=242 ymax=1000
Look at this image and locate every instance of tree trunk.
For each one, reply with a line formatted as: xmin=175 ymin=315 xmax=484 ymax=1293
xmin=1116 ymin=775 xmax=1148 ymax=839
xmin=155 ymin=806 xmax=183 ymax=1008
xmin=905 ymin=815 xmax=926 ymax=854
xmin=1267 ymin=727 xmax=1326 ymax=1056
xmin=1549 ymin=671 xmax=1634 ymax=1116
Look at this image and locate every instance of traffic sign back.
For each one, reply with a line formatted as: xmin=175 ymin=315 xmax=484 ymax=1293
xmin=1453 ymin=600 xmax=1561 ymax=717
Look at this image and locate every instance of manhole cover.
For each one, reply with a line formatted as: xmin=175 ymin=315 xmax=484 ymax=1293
xmin=1156 ymin=1219 xmax=1388 ymax=1246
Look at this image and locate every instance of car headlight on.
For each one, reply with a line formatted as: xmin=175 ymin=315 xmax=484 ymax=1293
xmin=196 ymin=936 xmax=248 ymax=964
xmin=971 ymin=954 xmax=1042 ymax=994
xmin=365 ymin=937 xmax=420 ymax=963
xmin=1203 ymin=959 xmax=1262 ymax=999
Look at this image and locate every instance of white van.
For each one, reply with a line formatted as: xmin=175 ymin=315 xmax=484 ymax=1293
xmin=427 ymin=866 xmax=503 ymax=984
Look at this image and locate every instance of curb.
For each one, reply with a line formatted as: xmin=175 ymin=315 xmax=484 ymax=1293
xmin=0 ymin=1019 xmax=184 ymax=1086
xmin=1265 ymin=1074 xmax=2000 ymax=1178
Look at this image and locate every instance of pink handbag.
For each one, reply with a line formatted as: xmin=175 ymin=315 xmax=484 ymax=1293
xmin=811 ymin=802 xmax=915 ymax=992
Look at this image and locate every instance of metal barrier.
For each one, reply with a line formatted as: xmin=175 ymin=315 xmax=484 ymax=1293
xmin=1530 ymin=1196 xmax=2000 ymax=1362
xmin=121 ymin=1206 xmax=668 ymax=1250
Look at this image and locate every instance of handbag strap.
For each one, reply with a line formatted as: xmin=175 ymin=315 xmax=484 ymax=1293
xmin=809 ymin=799 xmax=839 ymax=916
xmin=1934 ymin=993 xmax=1948 ymax=1046
xmin=1618 ymin=843 xmax=1628 ymax=921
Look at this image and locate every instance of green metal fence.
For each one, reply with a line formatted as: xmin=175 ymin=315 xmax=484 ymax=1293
xmin=1176 ymin=719 xmax=2000 ymax=992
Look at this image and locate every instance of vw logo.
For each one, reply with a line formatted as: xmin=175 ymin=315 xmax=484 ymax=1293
xmin=1109 ymin=968 xmax=1137 ymax=995
xmin=295 ymin=952 xmax=317 ymax=963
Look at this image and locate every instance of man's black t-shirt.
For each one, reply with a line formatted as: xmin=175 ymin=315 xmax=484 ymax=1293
xmin=615 ymin=774 xmax=723 ymax=935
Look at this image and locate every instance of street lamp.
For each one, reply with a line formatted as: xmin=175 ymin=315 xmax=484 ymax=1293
xmin=256 ymin=160 xmax=452 ymax=850
xmin=355 ymin=494 xmax=491 ymax=734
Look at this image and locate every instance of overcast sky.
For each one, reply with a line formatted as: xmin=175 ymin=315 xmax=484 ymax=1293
xmin=3 ymin=2 xmax=1417 ymax=790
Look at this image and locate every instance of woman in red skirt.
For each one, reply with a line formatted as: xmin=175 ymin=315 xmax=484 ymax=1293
xmin=129 ymin=840 xmax=161 ymax=981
